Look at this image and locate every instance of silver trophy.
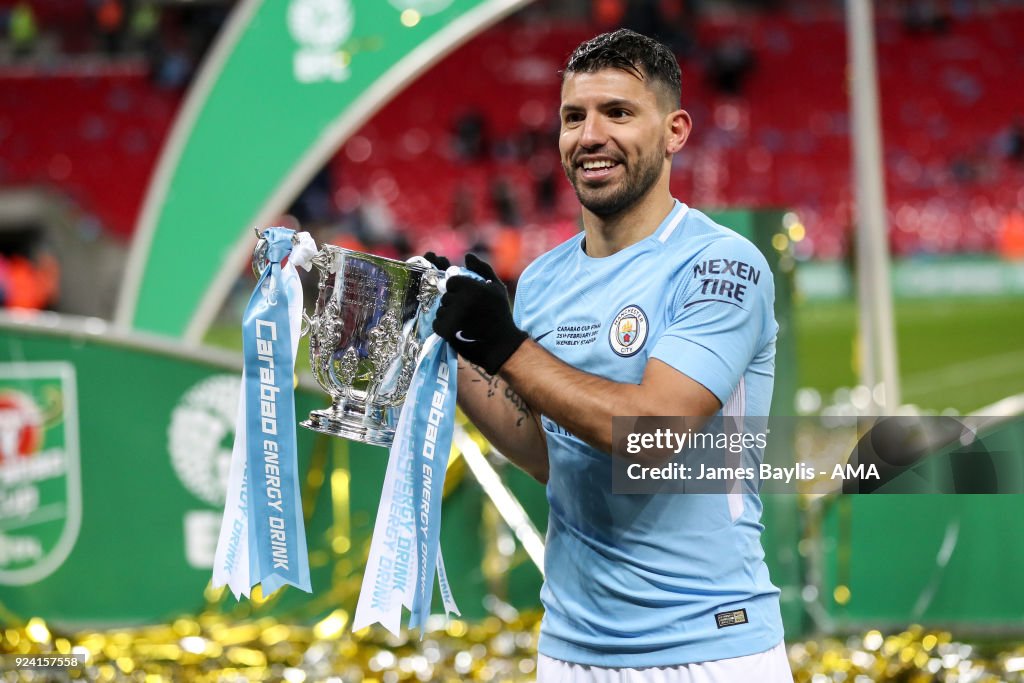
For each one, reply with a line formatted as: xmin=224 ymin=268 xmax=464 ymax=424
xmin=254 ymin=235 xmax=443 ymax=447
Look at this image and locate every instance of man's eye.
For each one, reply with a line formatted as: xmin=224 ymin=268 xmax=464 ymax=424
xmin=564 ymin=113 xmax=584 ymax=124
xmin=609 ymin=109 xmax=630 ymax=118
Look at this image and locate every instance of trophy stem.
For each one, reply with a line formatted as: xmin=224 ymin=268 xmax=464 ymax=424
xmin=301 ymin=402 xmax=396 ymax=448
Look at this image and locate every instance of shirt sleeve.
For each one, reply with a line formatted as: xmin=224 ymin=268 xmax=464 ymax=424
xmin=650 ymin=236 xmax=775 ymax=405
xmin=512 ymin=266 xmax=531 ymax=331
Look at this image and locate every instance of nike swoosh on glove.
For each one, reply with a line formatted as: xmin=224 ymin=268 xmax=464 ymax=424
xmin=433 ymin=253 xmax=528 ymax=375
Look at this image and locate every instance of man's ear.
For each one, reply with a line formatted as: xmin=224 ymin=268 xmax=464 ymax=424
xmin=666 ymin=109 xmax=692 ymax=154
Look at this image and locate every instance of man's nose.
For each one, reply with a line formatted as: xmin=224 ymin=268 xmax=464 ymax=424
xmin=579 ymin=114 xmax=608 ymax=149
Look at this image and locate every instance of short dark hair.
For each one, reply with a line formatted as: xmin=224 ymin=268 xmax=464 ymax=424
xmin=564 ymin=29 xmax=682 ymax=111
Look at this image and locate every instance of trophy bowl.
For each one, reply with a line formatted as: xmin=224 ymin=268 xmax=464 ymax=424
xmin=304 ymin=246 xmax=442 ymax=446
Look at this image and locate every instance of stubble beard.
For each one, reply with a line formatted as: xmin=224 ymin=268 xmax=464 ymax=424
xmin=564 ymin=145 xmax=665 ymax=218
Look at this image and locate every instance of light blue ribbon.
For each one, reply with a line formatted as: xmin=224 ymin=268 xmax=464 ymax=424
xmin=406 ymin=337 xmax=459 ymax=631
xmin=404 ymin=266 xmax=493 ymax=631
xmin=353 ymin=264 xmax=473 ymax=634
xmin=241 ymin=227 xmax=312 ymax=596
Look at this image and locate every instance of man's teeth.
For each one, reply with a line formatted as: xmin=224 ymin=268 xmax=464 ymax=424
xmin=582 ymin=160 xmax=617 ymax=170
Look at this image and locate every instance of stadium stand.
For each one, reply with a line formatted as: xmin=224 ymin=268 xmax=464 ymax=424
xmin=0 ymin=68 xmax=180 ymax=238
xmin=328 ymin=11 xmax=1024 ymax=263
xmin=2 ymin=3 xmax=1023 ymax=274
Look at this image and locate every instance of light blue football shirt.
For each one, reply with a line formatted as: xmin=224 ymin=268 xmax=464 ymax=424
xmin=512 ymin=200 xmax=783 ymax=667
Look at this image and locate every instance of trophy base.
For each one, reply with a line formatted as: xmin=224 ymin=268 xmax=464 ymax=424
xmin=301 ymin=408 xmax=395 ymax=448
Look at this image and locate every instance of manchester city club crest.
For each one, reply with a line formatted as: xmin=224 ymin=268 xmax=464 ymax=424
xmin=609 ymin=305 xmax=649 ymax=356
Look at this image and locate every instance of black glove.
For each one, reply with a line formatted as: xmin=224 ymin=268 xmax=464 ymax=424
xmin=422 ymin=251 xmax=451 ymax=271
xmin=433 ymin=253 xmax=528 ymax=375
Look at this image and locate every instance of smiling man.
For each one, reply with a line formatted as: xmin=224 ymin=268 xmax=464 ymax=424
xmin=430 ymin=29 xmax=793 ymax=682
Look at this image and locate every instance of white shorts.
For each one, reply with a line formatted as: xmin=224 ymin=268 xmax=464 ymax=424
xmin=536 ymin=641 xmax=793 ymax=683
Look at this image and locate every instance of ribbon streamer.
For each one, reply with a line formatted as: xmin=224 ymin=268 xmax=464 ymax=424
xmin=353 ymin=268 xmax=468 ymax=635
xmin=213 ymin=227 xmax=316 ymax=599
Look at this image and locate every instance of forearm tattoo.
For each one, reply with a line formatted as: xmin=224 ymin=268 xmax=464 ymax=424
xmin=467 ymin=363 xmax=533 ymax=427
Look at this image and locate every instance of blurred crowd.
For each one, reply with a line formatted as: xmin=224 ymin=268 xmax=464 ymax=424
xmin=0 ymin=0 xmax=229 ymax=89
xmin=2 ymin=0 xmax=1024 ymax=311
xmin=0 ymin=230 xmax=57 ymax=309
xmin=300 ymin=0 xmax=1024 ymax=281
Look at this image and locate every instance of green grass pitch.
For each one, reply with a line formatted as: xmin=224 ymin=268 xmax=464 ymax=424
xmin=795 ymin=296 xmax=1024 ymax=413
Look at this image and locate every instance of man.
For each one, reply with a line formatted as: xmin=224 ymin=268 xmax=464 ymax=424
xmin=429 ymin=29 xmax=793 ymax=682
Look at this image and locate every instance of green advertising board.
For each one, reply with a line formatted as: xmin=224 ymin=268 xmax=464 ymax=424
xmin=814 ymin=418 xmax=1024 ymax=633
xmin=0 ymin=314 xmax=550 ymax=628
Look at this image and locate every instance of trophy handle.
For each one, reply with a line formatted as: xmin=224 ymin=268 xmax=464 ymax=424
xmin=252 ymin=227 xmax=309 ymax=276
xmin=252 ymin=229 xmax=269 ymax=277
xmin=418 ymin=268 xmax=443 ymax=304
xmin=307 ymin=247 xmax=375 ymax=405
xmin=253 ymin=228 xmax=321 ymax=340
xmin=301 ymin=246 xmax=338 ymax=341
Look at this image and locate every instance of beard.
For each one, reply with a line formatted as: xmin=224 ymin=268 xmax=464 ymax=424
xmin=563 ymin=144 xmax=665 ymax=218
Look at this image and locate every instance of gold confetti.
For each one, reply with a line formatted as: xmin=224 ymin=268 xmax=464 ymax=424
xmin=1 ymin=615 xmax=1022 ymax=682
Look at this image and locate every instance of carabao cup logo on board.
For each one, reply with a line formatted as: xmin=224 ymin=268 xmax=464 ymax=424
xmin=168 ymin=375 xmax=239 ymax=507
xmin=0 ymin=362 xmax=81 ymax=586
xmin=288 ymin=0 xmax=355 ymax=84
xmin=168 ymin=375 xmax=240 ymax=569
xmin=0 ymin=391 xmax=42 ymax=463
xmin=609 ymin=305 xmax=649 ymax=357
